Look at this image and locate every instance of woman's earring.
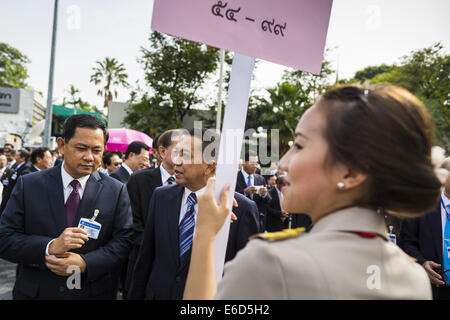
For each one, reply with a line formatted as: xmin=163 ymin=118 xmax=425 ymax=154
xmin=337 ymin=182 xmax=345 ymax=190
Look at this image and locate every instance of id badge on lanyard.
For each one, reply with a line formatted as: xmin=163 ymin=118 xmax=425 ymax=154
xmin=78 ymin=209 xmax=102 ymax=239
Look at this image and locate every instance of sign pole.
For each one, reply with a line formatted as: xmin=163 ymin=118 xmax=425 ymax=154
xmin=43 ymin=0 xmax=59 ymax=148
xmin=213 ymin=53 xmax=255 ymax=283
xmin=215 ymin=49 xmax=225 ymax=131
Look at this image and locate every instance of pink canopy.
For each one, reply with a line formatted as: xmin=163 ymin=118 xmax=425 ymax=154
xmin=106 ymin=128 xmax=153 ymax=154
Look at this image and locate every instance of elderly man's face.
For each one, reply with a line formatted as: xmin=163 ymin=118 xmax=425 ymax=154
xmin=173 ymin=135 xmax=215 ymax=191
xmin=0 ymin=155 xmax=7 ymax=169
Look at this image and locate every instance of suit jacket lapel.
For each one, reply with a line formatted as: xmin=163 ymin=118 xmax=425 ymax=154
xmin=428 ymin=204 xmax=443 ymax=263
xmin=271 ymin=188 xmax=281 ymax=211
xmin=166 ymin=185 xmax=184 ymax=269
xmin=151 ymin=167 xmax=163 ymax=188
xmin=73 ymin=171 xmax=103 ymax=227
xmin=47 ymin=166 xmax=66 ymax=234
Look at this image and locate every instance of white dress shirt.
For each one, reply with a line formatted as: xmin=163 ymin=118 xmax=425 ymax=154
xmin=15 ymin=162 xmax=25 ymax=171
xmin=241 ymin=168 xmax=254 ymax=186
xmin=46 ymin=163 xmax=90 ymax=256
xmin=6 ymin=160 xmax=16 ymax=169
xmin=160 ymin=163 xmax=175 ymax=186
xmin=61 ymin=163 xmax=90 ymax=203
xmin=178 ymin=186 xmax=207 ymax=236
xmin=275 ymin=186 xmax=283 ymax=203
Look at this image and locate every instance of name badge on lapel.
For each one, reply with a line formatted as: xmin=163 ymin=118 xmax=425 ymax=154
xmin=78 ymin=209 xmax=102 ymax=239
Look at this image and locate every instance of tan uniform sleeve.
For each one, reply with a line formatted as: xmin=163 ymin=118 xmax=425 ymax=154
xmin=214 ymin=237 xmax=326 ymax=299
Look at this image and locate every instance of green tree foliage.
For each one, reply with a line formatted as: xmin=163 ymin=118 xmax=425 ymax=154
xmin=90 ymin=57 xmax=129 ymax=107
xmin=246 ymin=54 xmax=335 ymax=154
xmin=366 ymin=43 xmax=449 ymax=152
xmin=353 ymin=64 xmax=395 ymax=82
xmin=0 ymin=42 xmax=30 ymax=88
xmin=123 ymin=32 xmax=221 ymax=134
xmin=61 ymin=84 xmax=99 ymax=114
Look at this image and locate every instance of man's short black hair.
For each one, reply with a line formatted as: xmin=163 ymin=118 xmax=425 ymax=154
xmin=62 ymin=114 xmax=108 ymax=145
xmin=18 ymin=149 xmax=30 ymax=162
xmin=103 ymin=152 xmax=120 ymax=166
xmin=31 ymin=147 xmax=50 ymax=165
xmin=3 ymin=143 xmax=14 ymax=149
xmin=125 ymin=141 xmax=149 ymax=159
xmin=276 ymin=176 xmax=286 ymax=186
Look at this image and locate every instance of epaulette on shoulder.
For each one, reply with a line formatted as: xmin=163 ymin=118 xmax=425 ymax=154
xmin=250 ymin=227 xmax=306 ymax=242
xmin=408 ymin=255 xmax=417 ymax=263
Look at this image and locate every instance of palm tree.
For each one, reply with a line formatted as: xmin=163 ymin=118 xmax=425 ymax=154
xmin=90 ymin=57 xmax=129 ymax=107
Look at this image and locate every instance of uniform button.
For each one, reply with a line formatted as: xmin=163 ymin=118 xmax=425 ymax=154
xmin=59 ymin=286 xmax=65 ymax=292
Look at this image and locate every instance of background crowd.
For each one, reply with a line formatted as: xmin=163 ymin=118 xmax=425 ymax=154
xmin=0 ymin=109 xmax=449 ymax=300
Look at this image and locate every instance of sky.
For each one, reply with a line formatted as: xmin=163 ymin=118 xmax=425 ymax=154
xmin=0 ymin=0 xmax=449 ymax=111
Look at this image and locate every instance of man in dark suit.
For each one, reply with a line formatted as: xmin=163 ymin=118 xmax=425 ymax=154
xmin=265 ymin=176 xmax=290 ymax=232
xmin=264 ymin=175 xmax=312 ymax=232
xmin=109 ymin=141 xmax=149 ymax=184
xmin=235 ymin=151 xmax=271 ymax=232
xmin=0 ymin=114 xmax=133 ymax=299
xmin=29 ymin=147 xmax=53 ymax=172
xmin=124 ymin=129 xmax=181 ymax=296
xmin=129 ymin=128 xmax=259 ymax=300
xmin=401 ymin=158 xmax=450 ymax=300
xmin=0 ymin=149 xmax=32 ymax=216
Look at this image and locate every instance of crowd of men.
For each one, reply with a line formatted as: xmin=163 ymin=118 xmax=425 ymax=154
xmin=0 ymin=114 xmax=449 ymax=300
xmin=0 ymin=116 xmax=309 ymax=300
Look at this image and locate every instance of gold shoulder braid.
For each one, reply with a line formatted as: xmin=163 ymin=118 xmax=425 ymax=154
xmin=250 ymin=227 xmax=306 ymax=242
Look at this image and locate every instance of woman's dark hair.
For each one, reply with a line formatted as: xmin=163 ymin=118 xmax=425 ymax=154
xmin=319 ymin=85 xmax=441 ymax=218
xmin=62 ymin=114 xmax=108 ymax=145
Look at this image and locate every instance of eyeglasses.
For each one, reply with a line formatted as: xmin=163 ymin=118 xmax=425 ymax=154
xmin=113 ymin=162 xmax=122 ymax=166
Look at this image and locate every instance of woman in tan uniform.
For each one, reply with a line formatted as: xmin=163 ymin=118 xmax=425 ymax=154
xmin=184 ymin=85 xmax=443 ymax=299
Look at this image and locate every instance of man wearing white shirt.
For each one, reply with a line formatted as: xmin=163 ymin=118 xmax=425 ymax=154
xmin=401 ymin=157 xmax=450 ymax=300
xmin=5 ymin=149 xmax=16 ymax=170
xmin=235 ymin=151 xmax=271 ymax=232
xmin=0 ymin=149 xmax=33 ymax=216
xmin=110 ymin=141 xmax=149 ymax=184
xmin=30 ymin=147 xmax=53 ymax=172
xmin=129 ymin=128 xmax=259 ymax=300
xmin=0 ymin=154 xmax=7 ymax=177
xmin=0 ymin=114 xmax=133 ymax=299
xmin=102 ymin=152 xmax=122 ymax=175
xmin=124 ymin=129 xmax=181 ymax=298
xmin=0 ymin=155 xmax=6 ymax=204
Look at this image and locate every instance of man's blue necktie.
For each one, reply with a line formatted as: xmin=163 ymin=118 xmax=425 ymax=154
xmin=247 ymin=174 xmax=253 ymax=200
xmin=442 ymin=199 xmax=450 ymax=285
xmin=179 ymin=192 xmax=197 ymax=265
